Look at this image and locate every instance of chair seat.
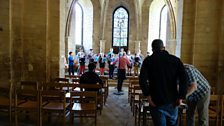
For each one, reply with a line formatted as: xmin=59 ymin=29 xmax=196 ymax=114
xmin=43 ymin=102 xmax=70 ymax=110
xmin=209 ymin=109 xmax=218 ymax=117
xmin=71 ymin=103 xmax=96 ymax=111
xmin=17 ymin=101 xmax=38 ymax=109
xmin=134 ymin=95 xmax=140 ymax=101
xmin=0 ymin=97 xmax=11 ymax=106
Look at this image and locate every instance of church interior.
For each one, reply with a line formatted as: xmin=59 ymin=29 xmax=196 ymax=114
xmin=0 ymin=0 xmax=224 ymax=125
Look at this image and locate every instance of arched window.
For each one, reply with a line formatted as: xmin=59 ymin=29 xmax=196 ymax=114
xmin=75 ymin=2 xmax=83 ymax=46
xmin=148 ymin=1 xmax=168 ymax=54
xmin=159 ymin=5 xmax=168 ymax=46
xmin=112 ymin=7 xmax=129 ymax=52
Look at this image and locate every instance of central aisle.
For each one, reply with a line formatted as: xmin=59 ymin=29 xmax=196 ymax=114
xmin=73 ymin=86 xmax=135 ymax=126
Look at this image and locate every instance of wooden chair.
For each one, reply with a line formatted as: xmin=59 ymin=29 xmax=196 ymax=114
xmin=20 ymin=81 xmax=39 ymax=90
xmin=100 ymin=75 xmax=109 ymax=105
xmin=0 ymin=83 xmax=13 ymax=125
xmin=69 ymin=91 xmax=98 ymax=126
xmin=65 ymin=75 xmax=81 ymax=79
xmin=46 ymin=81 xmax=72 ymax=91
xmin=76 ymin=84 xmax=103 ymax=114
xmin=15 ymin=82 xmax=39 ymax=126
xmin=220 ymin=95 xmax=224 ymax=126
xmin=15 ymin=81 xmax=39 ymax=126
xmin=131 ymin=85 xmax=142 ymax=115
xmin=40 ymin=90 xmax=69 ymax=126
xmin=128 ymin=80 xmax=139 ymax=104
xmin=134 ymin=94 xmax=149 ymax=126
xmin=54 ymin=78 xmax=69 ymax=83
xmin=209 ymin=94 xmax=220 ymax=126
xmin=72 ymin=78 xmax=80 ymax=84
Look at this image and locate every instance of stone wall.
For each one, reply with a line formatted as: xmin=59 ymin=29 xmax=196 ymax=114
xmin=181 ymin=0 xmax=222 ymax=86
xmin=0 ymin=0 xmax=11 ymax=86
xmin=0 ymin=0 xmax=66 ymax=86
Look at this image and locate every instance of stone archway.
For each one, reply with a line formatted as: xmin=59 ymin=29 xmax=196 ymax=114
xmin=147 ymin=0 xmax=183 ymax=56
xmin=65 ymin=0 xmax=93 ymax=55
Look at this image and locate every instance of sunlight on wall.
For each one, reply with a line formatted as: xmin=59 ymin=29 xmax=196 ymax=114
xmin=75 ymin=3 xmax=82 ymax=45
xmin=148 ymin=0 xmax=166 ymax=54
xmin=68 ymin=0 xmax=93 ymax=54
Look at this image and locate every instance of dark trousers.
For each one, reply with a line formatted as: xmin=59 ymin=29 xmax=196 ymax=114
xmin=109 ymin=65 xmax=115 ymax=78
xmin=68 ymin=65 xmax=74 ymax=75
xmin=117 ymin=69 xmax=126 ymax=92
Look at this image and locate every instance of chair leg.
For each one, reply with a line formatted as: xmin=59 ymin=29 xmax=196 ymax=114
xmin=95 ymin=111 xmax=97 ymax=126
xmin=135 ymin=110 xmax=137 ymax=126
xmin=15 ymin=108 xmax=18 ymax=126
xmin=138 ymin=107 xmax=141 ymax=126
xmin=63 ymin=112 xmax=66 ymax=126
xmin=70 ymin=112 xmax=74 ymax=125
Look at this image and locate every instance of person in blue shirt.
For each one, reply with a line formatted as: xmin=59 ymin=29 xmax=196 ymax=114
xmin=68 ymin=51 xmax=74 ymax=75
xmin=107 ymin=48 xmax=114 ymax=58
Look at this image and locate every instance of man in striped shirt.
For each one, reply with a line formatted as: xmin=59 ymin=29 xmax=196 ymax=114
xmin=184 ymin=64 xmax=211 ymax=126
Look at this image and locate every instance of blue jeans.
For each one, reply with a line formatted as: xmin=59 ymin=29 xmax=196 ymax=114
xmin=150 ymin=103 xmax=178 ymax=126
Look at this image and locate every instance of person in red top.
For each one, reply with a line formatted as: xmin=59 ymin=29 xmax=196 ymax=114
xmin=111 ymin=52 xmax=131 ymax=95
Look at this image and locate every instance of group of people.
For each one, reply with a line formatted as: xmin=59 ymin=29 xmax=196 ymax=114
xmin=68 ymin=39 xmax=211 ymax=126
xmin=139 ymin=39 xmax=211 ymax=126
xmin=67 ymin=48 xmax=144 ymax=78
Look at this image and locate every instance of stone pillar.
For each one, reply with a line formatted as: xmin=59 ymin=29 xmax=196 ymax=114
xmin=100 ymin=40 xmax=106 ymax=53
xmin=166 ymin=39 xmax=176 ymax=56
xmin=135 ymin=40 xmax=141 ymax=53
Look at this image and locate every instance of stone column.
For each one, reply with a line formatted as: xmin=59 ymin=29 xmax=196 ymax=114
xmin=135 ymin=40 xmax=141 ymax=53
xmin=166 ymin=39 xmax=177 ymax=56
xmin=100 ymin=40 xmax=106 ymax=53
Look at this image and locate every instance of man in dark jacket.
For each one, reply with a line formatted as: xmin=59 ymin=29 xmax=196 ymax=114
xmin=139 ymin=39 xmax=187 ymax=126
xmin=80 ymin=63 xmax=103 ymax=92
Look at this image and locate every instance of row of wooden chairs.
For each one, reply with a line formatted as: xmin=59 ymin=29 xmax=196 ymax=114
xmin=132 ymin=93 xmax=224 ymax=126
xmin=127 ymin=77 xmax=224 ymax=126
xmin=64 ymin=75 xmax=109 ymax=103
xmin=55 ymin=75 xmax=109 ymax=106
xmin=0 ymin=81 xmax=103 ymax=126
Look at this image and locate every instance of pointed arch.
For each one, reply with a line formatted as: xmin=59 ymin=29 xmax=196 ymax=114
xmin=112 ymin=6 xmax=129 ymax=53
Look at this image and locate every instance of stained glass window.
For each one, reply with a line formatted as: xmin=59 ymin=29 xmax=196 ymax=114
xmin=113 ymin=7 xmax=129 ymax=47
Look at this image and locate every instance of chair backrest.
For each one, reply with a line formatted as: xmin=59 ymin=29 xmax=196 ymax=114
xmin=129 ymin=80 xmax=139 ymax=86
xmin=16 ymin=89 xmax=39 ymax=99
xmin=72 ymin=78 xmax=80 ymax=83
xmin=40 ymin=90 xmax=66 ymax=103
xmin=127 ymin=76 xmax=139 ymax=80
xmin=54 ymin=78 xmax=69 ymax=83
xmin=133 ymin=86 xmax=142 ymax=95
xmin=65 ymin=75 xmax=81 ymax=79
xmin=0 ymin=87 xmax=10 ymax=98
xmin=76 ymin=84 xmax=102 ymax=92
xmin=20 ymin=81 xmax=38 ymax=90
xmin=209 ymin=94 xmax=220 ymax=118
xmin=70 ymin=91 xmax=97 ymax=103
xmin=44 ymin=82 xmax=73 ymax=91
